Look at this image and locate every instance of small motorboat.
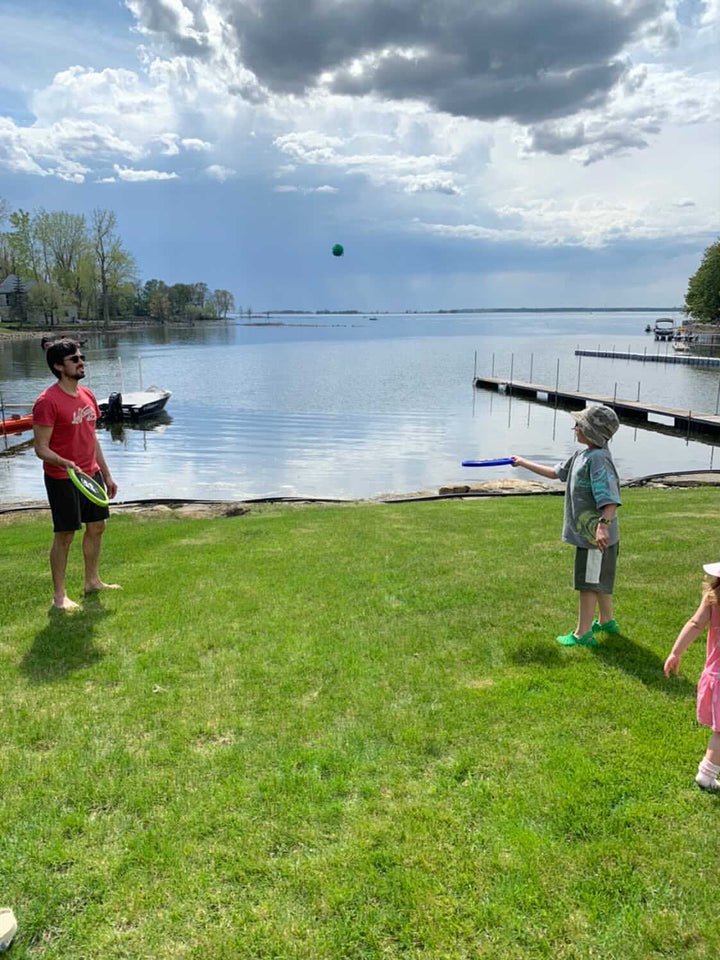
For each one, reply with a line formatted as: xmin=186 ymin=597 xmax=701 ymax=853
xmin=672 ymin=341 xmax=691 ymax=353
xmin=98 ymin=386 xmax=172 ymax=422
xmin=0 ymin=413 xmax=33 ymax=435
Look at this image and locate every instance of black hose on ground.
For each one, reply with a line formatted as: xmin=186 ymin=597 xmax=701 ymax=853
xmin=1 ymin=470 xmax=718 ymax=515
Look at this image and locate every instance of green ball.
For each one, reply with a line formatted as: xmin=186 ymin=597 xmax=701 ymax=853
xmin=332 ymin=244 xmax=344 ymax=257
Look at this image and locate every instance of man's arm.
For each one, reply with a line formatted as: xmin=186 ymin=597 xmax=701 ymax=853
xmin=33 ymin=424 xmax=76 ymax=473
xmin=94 ymin=437 xmax=117 ymax=499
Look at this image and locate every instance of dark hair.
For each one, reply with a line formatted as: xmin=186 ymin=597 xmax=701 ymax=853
xmin=46 ymin=339 xmax=80 ymax=378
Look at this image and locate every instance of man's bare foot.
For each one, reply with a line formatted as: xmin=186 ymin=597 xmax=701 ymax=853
xmin=84 ymin=581 xmax=122 ymax=594
xmin=52 ymin=596 xmax=80 ymax=611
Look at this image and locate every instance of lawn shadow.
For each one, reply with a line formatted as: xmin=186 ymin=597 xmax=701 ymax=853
xmin=591 ymin=633 xmax=696 ymax=700
xmin=20 ymin=593 xmax=110 ymax=683
xmin=511 ymin=641 xmax=568 ymax=668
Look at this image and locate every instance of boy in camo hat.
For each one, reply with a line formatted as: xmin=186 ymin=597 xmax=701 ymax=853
xmin=512 ymin=404 xmax=621 ymax=647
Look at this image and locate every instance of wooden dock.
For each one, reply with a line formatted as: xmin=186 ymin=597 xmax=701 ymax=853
xmin=575 ymin=349 xmax=720 ymax=368
xmin=473 ymin=376 xmax=720 ymax=433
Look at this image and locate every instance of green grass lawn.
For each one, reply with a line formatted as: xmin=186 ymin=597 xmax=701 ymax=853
xmin=1 ymin=489 xmax=718 ymax=959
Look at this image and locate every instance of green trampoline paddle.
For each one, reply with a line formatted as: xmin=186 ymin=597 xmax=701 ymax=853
xmin=68 ymin=467 xmax=110 ymax=507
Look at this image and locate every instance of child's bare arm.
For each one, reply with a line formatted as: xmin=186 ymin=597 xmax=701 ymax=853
xmin=511 ymin=456 xmax=558 ymax=480
xmin=664 ymin=599 xmax=711 ymax=677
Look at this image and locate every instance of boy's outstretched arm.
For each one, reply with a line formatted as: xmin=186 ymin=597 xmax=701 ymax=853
xmin=511 ymin=456 xmax=558 ymax=480
xmin=664 ymin=599 xmax=710 ymax=677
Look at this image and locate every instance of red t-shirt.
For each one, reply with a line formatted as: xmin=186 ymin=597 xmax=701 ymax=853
xmin=33 ymin=382 xmax=101 ymax=480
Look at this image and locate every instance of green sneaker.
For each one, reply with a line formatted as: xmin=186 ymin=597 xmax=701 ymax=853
xmin=592 ymin=618 xmax=620 ymax=635
xmin=556 ymin=630 xmax=597 ymax=647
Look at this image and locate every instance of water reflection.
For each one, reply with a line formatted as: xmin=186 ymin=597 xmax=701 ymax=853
xmin=3 ymin=310 xmax=718 ymax=503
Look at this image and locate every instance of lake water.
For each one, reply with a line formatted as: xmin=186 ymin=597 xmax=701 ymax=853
xmin=1 ymin=310 xmax=717 ymax=504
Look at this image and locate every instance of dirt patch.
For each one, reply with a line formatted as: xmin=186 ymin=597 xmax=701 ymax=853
xmin=439 ymin=479 xmax=559 ymax=496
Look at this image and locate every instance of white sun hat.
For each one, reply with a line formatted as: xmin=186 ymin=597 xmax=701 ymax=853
xmin=0 ymin=908 xmax=17 ymax=953
xmin=702 ymin=562 xmax=720 ymax=577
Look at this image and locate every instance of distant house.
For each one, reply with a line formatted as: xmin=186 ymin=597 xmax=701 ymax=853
xmin=0 ymin=274 xmax=28 ymax=321
xmin=0 ymin=274 xmax=79 ymax=324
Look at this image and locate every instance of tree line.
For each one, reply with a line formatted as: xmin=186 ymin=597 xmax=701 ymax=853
xmin=0 ymin=197 xmax=235 ymax=326
xmin=685 ymin=239 xmax=720 ymax=324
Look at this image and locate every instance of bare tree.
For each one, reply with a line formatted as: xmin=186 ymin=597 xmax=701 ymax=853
xmin=92 ymin=208 xmax=116 ymax=326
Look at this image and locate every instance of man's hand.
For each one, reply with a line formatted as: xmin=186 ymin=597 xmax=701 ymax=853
xmin=104 ymin=474 xmax=118 ymax=500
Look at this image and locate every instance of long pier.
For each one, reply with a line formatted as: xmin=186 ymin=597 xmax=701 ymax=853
xmin=575 ymin=349 xmax=720 ymax=368
xmin=473 ymin=376 xmax=720 ymax=433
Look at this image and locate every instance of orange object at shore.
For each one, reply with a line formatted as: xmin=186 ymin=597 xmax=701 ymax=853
xmin=1 ymin=413 xmax=33 ymax=435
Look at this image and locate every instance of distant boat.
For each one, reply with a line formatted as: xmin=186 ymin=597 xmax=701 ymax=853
xmin=645 ymin=324 xmax=652 ymax=332
xmin=672 ymin=342 xmax=691 ymax=353
xmin=653 ymin=318 xmax=675 ymax=341
xmin=98 ymin=386 xmax=172 ymax=421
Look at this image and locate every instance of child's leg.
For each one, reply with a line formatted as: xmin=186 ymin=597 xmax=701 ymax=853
xmin=576 ymin=590 xmax=598 ymax=636
xmin=597 ymin=593 xmax=614 ymax=624
xmin=696 ymin=732 xmax=720 ymax=791
xmin=705 ymin=731 xmax=720 ymax=766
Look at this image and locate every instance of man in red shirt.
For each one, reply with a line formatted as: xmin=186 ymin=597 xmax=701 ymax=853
xmin=33 ymin=339 xmax=120 ymax=610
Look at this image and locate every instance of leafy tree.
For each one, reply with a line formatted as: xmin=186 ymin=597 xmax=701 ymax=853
xmin=192 ymin=282 xmax=209 ymax=308
xmin=7 ymin=210 xmax=40 ymax=279
xmin=106 ymin=242 xmax=137 ymax=318
xmin=92 ymin=209 xmax=137 ymax=323
xmin=169 ymin=283 xmax=195 ymax=318
xmin=148 ymin=281 xmax=171 ymax=321
xmin=213 ymin=289 xmax=235 ymax=319
xmin=685 ymin=239 xmax=720 ymax=323
xmin=39 ymin=209 xmax=88 ymax=292
xmin=27 ymin=281 xmax=66 ymax=326
xmin=8 ymin=275 xmax=28 ymax=323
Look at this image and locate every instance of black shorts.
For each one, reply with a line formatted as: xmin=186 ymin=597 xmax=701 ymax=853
xmin=573 ymin=543 xmax=619 ymax=594
xmin=44 ymin=471 xmax=110 ymax=533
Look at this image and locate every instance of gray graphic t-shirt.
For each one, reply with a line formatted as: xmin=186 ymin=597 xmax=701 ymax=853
xmin=554 ymin=447 xmax=621 ymax=547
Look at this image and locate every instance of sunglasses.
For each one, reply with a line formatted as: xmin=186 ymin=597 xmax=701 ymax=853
xmin=65 ymin=354 xmax=86 ymax=363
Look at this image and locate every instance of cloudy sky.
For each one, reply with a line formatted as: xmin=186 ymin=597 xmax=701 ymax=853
xmin=0 ymin=0 xmax=717 ymax=310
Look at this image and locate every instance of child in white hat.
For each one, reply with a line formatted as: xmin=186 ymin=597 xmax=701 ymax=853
xmin=664 ymin=563 xmax=720 ymax=791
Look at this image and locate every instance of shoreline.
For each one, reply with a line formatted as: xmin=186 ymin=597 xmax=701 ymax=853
xmin=2 ymin=472 xmax=719 ymax=521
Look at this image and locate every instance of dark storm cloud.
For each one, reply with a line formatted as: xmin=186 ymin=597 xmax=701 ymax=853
xmin=220 ymin=0 xmax=667 ymax=122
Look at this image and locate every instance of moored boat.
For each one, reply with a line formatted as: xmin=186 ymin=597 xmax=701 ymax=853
xmin=0 ymin=413 xmax=33 ymax=435
xmin=98 ymin=386 xmax=172 ymax=421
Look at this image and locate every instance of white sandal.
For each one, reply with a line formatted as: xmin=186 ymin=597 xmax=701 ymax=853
xmin=0 ymin=908 xmax=17 ymax=953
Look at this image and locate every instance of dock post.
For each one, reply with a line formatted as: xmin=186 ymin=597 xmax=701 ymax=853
xmin=529 ymin=353 xmax=533 ymax=382
xmin=643 ymin=346 xmax=647 ymax=363
xmin=0 ymin=392 xmax=8 ymax=451
xmin=491 ymin=352 xmax=495 ymax=376
xmin=473 ymin=350 xmax=477 ymax=381
xmin=508 ymin=353 xmax=514 ymax=426
xmin=613 ymin=383 xmax=617 ymax=406
xmin=576 ymin=354 xmax=582 ymax=391
xmin=687 ymin=411 xmax=692 ymax=443
xmin=715 ymin=378 xmax=720 ymax=416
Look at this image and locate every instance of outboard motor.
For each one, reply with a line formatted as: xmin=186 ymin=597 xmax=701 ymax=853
xmin=106 ymin=392 xmax=124 ymax=423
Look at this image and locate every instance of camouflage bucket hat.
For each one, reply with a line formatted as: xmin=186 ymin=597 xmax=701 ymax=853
xmin=571 ymin=404 xmax=619 ymax=447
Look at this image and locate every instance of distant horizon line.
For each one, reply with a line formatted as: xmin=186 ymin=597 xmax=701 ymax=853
xmin=259 ymin=307 xmax=683 ymax=315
